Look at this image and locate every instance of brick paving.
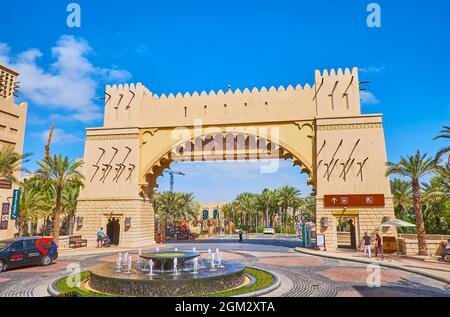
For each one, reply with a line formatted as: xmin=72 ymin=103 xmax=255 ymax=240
xmin=0 ymin=240 xmax=448 ymax=297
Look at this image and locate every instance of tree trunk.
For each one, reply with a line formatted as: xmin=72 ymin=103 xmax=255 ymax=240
xmin=412 ymin=179 xmax=428 ymax=255
xmin=68 ymin=212 xmax=75 ymax=236
xmin=53 ymin=189 xmax=62 ymax=243
xmin=18 ymin=217 xmax=25 ymax=237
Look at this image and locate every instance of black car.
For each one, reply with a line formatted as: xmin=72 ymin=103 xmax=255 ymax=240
xmin=0 ymin=237 xmax=58 ymax=272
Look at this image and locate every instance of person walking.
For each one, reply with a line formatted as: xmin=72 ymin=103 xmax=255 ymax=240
xmin=97 ymin=227 xmax=105 ymax=248
xmin=362 ymin=232 xmax=372 ymax=259
xmin=375 ymin=233 xmax=384 ymax=259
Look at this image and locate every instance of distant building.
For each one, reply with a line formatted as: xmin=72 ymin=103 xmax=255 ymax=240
xmin=0 ymin=64 xmax=28 ymax=240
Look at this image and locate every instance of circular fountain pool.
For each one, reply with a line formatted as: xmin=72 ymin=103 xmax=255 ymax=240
xmin=88 ymin=251 xmax=246 ymax=297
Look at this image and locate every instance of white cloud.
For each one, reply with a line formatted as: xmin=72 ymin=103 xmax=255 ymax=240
xmin=360 ymin=65 xmax=385 ymax=73
xmin=360 ymin=91 xmax=380 ymax=105
xmin=0 ymin=35 xmax=132 ymax=123
xmin=32 ymin=128 xmax=83 ymax=145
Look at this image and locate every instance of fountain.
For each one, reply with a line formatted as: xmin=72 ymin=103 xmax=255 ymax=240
xmin=88 ymin=247 xmax=246 ymax=297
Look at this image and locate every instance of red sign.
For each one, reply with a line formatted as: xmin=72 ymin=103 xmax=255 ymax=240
xmin=0 ymin=180 xmax=12 ymax=189
xmin=324 ymin=194 xmax=385 ymax=208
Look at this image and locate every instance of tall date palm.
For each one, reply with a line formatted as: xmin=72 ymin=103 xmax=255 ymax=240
xmin=386 ymin=151 xmax=437 ymax=255
xmin=35 ymin=155 xmax=84 ymax=243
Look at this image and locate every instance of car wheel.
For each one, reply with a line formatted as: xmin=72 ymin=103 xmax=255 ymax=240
xmin=40 ymin=255 xmax=52 ymax=266
xmin=0 ymin=260 xmax=6 ymax=272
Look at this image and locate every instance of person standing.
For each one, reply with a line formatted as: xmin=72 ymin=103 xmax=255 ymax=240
xmin=362 ymin=232 xmax=372 ymax=258
xmin=97 ymin=227 xmax=105 ymax=248
xmin=375 ymin=233 xmax=384 ymax=259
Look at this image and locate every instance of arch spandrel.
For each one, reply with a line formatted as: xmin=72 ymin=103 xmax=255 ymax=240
xmin=138 ymin=122 xmax=315 ymax=194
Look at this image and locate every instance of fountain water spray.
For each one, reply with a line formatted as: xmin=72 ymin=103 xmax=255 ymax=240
xmin=175 ymin=248 xmax=178 ymax=251
xmin=115 ymin=253 xmax=122 ymax=272
xmin=126 ymin=255 xmax=132 ymax=274
xmin=123 ymin=252 xmax=129 ymax=266
xmin=173 ymin=257 xmax=179 ymax=275
xmin=207 ymin=249 xmax=212 ymax=263
xmin=148 ymin=259 xmax=154 ymax=277
xmin=156 ymin=247 xmax=160 ymax=252
xmin=192 ymin=247 xmax=196 ymax=252
xmin=192 ymin=257 xmax=199 ymax=274
xmin=218 ymin=251 xmax=224 ymax=268
xmin=210 ymin=253 xmax=217 ymax=271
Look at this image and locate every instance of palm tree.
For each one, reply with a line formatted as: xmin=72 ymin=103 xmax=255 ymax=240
xmin=386 ymin=151 xmax=437 ymax=255
xmin=0 ymin=147 xmax=31 ymax=183
xmin=257 ymin=189 xmax=278 ymax=227
xmin=236 ymin=193 xmax=258 ymax=230
xmin=17 ymin=179 xmax=46 ymax=237
xmin=277 ymin=186 xmax=301 ymax=229
xmin=434 ymin=126 xmax=450 ymax=163
xmin=390 ymin=179 xmax=413 ymax=219
xmin=35 ymin=155 xmax=84 ymax=243
xmin=62 ymin=184 xmax=81 ymax=235
xmin=154 ymin=192 xmax=199 ymax=222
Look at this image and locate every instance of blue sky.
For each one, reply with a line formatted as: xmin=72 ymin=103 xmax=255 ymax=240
xmin=1 ymin=0 xmax=449 ymax=201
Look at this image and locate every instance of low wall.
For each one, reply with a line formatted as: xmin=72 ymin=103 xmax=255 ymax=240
xmin=398 ymin=234 xmax=450 ymax=241
xmin=398 ymin=238 xmax=446 ymax=257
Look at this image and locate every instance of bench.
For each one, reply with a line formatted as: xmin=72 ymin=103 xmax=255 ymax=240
xmin=69 ymin=235 xmax=88 ymax=249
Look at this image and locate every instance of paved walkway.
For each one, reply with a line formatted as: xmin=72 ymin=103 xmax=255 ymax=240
xmin=294 ymin=247 xmax=450 ymax=284
xmin=1 ymin=239 xmax=448 ymax=297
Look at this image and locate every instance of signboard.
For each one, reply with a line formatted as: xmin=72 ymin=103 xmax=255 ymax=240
xmin=324 ymin=194 xmax=385 ymax=208
xmin=298 ymin=223 xmax=312 ymax=248
xmin=332 ymin=210 xmax=360 ymax=216
xmin=1 ymin=203 xmax=10 ymax=230
xmin=0 ymin=179 xmax=12 ymax=189
xmin=316 ymin=234 xmax=325 ymax=247
xmin=11 ymin=189 xmax=20 ymax=220
xmin=383 ymin=236 xmax=397 ymax=253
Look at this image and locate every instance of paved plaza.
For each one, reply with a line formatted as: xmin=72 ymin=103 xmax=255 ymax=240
xmin=0 ymin=238 xmax=448 ymax=297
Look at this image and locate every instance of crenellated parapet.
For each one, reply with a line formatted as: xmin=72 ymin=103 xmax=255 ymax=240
xmin=314 ymin=67 xmax=361 ymax=117
xmin=102 ymin=68 xmax=362 ymax=128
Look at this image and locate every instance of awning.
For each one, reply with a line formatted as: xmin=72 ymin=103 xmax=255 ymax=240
xmin=381 ymin=219 xmax=416 ymax=228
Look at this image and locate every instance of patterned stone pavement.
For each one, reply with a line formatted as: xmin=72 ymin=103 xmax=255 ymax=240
xmin=0 ymin=239 xmax=448 ymax=297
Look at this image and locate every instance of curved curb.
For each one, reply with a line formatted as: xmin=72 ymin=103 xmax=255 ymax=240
xmin=47 ymin=277 xmax=62 ymax=297
xmin=233 ymin=267 xmax=281 ymax=298
xmin=294 ymin=247 xmax=450 ymax=285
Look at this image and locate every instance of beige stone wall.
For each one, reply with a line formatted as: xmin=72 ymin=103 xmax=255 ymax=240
xmin=316 ymin=197 xmax=396 ymax=250
xmin=398 ymin=238 xmax=446 ymax=257
xmin=75 ymin=198 xmax=155 ymax=247
xmin=0 ymin=64 xmax=27 ymax=241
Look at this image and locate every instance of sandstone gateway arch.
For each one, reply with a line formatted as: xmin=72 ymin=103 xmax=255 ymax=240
xmin=76 ymin=68 xmax=396 ymax=250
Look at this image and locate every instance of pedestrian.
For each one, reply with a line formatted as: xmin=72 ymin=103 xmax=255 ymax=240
xmin=362 ymin=232 xmax=372 ymax=258
xmin=97 ymin=227 xmax=105 ymax=248
xmin=375 ymin=233 xmax=384 ymax=259
xmin=238 ymin=228 xmax=243 ymax=242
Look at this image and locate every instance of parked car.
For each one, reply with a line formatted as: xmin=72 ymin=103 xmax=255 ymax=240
xmin=263 ymin=226 xmax=275 ymax=235
xmin=0 ymin=237 xmax=58 ymax=272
